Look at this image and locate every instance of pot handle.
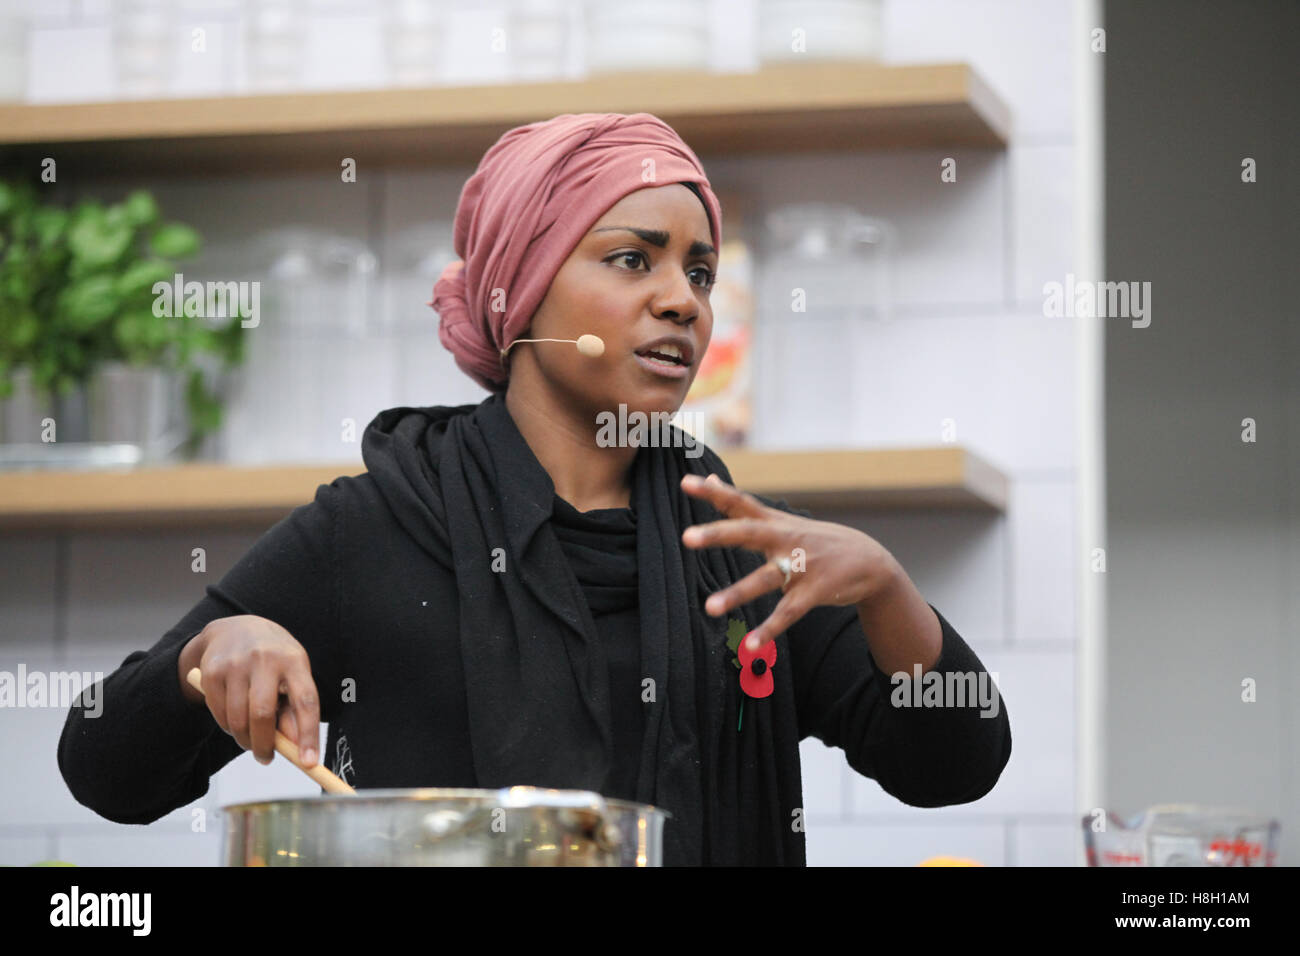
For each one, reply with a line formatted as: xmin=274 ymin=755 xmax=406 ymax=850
xmin=493 ymin=786 xmax=622 ymax=852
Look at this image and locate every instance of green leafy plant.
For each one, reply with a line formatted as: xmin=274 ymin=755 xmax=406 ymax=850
xmin=0 ymin=178 xmax=246 ymax=452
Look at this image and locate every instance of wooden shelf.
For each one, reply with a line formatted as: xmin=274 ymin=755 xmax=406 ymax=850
xmin=0 ymin=447 xmax=1006 ymax=532
xmin=0 ymin=62 xmax=1010 ymax=176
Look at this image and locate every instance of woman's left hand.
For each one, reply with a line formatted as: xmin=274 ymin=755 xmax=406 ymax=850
xmin=680 ymin=473 xmax=899 ymax=651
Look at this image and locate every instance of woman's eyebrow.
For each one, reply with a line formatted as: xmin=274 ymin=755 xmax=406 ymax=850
xmin=590 ymin=226 xmax=716 ymax=259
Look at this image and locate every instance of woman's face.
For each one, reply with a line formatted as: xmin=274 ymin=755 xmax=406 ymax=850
xmin=510 ymin=183 xmax=717 ymax=423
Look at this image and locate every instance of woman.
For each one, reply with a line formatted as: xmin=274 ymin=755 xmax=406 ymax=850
xmin=58 ymin=112 xmax=1010 ymax=866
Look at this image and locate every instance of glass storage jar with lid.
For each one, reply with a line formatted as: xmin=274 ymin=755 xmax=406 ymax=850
xmin=218 ymin=227 xmax=383 ymax=464
xmin=753 ymin=202 xmax=894 ymax=449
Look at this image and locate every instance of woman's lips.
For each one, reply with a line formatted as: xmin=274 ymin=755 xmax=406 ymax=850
xmin=634 ymin=351 xmax=690 ymax=379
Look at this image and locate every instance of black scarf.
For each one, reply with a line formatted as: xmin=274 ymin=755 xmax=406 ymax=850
xmin=362 ymin=392 xmax=804 ymax=865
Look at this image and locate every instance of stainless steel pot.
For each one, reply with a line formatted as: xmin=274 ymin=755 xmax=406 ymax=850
xmin=222 ymin=787 xmax=670 ymax=867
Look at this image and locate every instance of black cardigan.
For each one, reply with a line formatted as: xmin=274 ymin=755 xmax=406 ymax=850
xmin=58 ymin=396 xmax=1012 ymax=865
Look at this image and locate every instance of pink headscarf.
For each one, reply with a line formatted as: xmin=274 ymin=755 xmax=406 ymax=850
xmin=429 ymin=112 xmax=723 ymax=392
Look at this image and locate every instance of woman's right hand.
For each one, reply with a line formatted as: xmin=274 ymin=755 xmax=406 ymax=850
xmin=177 ymin=615 xmax=321 ymax=768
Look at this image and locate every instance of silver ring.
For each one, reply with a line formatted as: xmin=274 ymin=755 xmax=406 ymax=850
xmin=772 ymin=555 xmax=792 ymax=589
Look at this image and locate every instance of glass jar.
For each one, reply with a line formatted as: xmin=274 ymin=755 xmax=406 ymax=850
xmin=383 ymin=0 xmax=443 ymax=87
xmin=218 ymin=227 xmax=383 ymax=464
xmin=0 ymin=0 xmax=28 ymax=103
xmin=583 ymin=0 xmax=708 ymax=75
xmin=758 ymin=0 xmax=882 ymax=66
xmin=1083 ymin=804 xmax=1281 ymax=867
xmin=112 ymin=0 xmax=172 ymax=99
xmin=753 ymin=202 xmax=895 ymax=449
xmin=244 ymin=0 xmax=306 ymax=93
xmin=384 ymin=221 xmax=487 ymax=407
xmin=509 ymin=0 xmax=571 ymax=83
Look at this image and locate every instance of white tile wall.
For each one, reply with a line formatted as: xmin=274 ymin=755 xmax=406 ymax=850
xmin=806 ymin=820 xmax=1008 ymax=867
xmin=798 ymin=736 xmax=848 ymax=821
xmin=883 ymin=0 xmax=1076 ymax=144
xmin=2 ymin=0 xmax=1083 ymax=866
xmin=1008 ymin=479 xmax=1076 ymax=644
xmin=25 ymin=25 xmax=113 ymax=102
xmin=707 ymin=150 xmax=1007 ymax=312
xmin=815 ymin=507 xmax=1007 ymax=650
xmin=300 ymin=10 xmax=387 ymax=92
xmin=56 ymin=828 xmax=223 ymax=867
xmin=989 ymin=311 xmax=1078 ymax=472
xmin=1014 ymin=819 xmax=1083 ymax=866
xmin=0 ymin=834 xmax=53 ymax=866
xmin=1010 ymin=144 xmax=1075 ymax=306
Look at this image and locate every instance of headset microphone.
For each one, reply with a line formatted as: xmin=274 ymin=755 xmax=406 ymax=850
xmin=499 ymin=334 xmax=606 ymax=367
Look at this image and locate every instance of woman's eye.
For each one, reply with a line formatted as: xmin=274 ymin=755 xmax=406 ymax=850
xmin=690 ymin=267 xmax=716 ymax=290
xmin=612 ymin=251 xmax=645 ymax=269
xmin=608 ymin=251 xmax=714 ymax=289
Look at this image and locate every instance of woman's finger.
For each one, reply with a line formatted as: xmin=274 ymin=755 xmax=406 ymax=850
xmin=277 ymin=700 xmax=299 ymax=752
xmin=680 ymin=473 xmax=767 ymax=518
xmin=745 ymin=590 xmax=810 ymax=650
xmin=704 ymin=559 xmax=790 ymax=617
xmin=682 ymin=516 xmax=786 ymax=552
xmin=283 ymin=660 xmax=321 ymax=768
xmin=200 ymin=665 xmax=228 ymax=733
xmin=247 ymin=666 xmax=280 ymax=765
xmin=224 ymin=669 xmax=251 ymax=753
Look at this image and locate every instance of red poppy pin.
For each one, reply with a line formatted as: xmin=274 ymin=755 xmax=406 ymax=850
xmin=727 ymin=618 xmax=776 ymax=732
xmin=738 ymin=632 xmax=777 ymax=699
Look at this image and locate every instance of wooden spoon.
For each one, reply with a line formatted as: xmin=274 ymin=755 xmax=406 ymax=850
xmin=186 ymin=667 xmax=355 ymax=795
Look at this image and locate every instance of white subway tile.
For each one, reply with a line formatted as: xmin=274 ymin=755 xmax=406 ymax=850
xmin=989 ymin=310 xmax=1077 ymax=472
xmin=302 ymin=11 xmax=386 ymax=91
xmin=806 ymin=819 xmax=1006 ymax=866
xmin=56 ymin=827 xmax=223 ymax=866
xmin=798 ymin=735 xmax=846 ymax=819
xmin=25 ymin=25 xmax=114 ymax=102
xmin=24 ymin=2 xmax=77 ymax=28
xmin=76 ymin=0 xmax=111 ymax=20
xmin=0 ymin=834 xmax=54 ymax=866
xmin=1013 ymin=819 xmax=1083 ymax=866
xmin=801 ymin=306 xmax=1073 ymax=473
xmin=853 ymin=311 xmax=1004 ymax=447
xmin=168 ymin=17 xmax=240 ymax=98
xmin=1010 ymin=144 xmax=1074 ymax=306
xmin=1008 ymin=477 xmax=1075 ymax=642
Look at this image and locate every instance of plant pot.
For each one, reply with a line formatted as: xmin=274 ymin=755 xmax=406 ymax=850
xmin=0 ymin=367 xmax=89 ymax=444
xmin=86 ymin=361 xmax=185 ymax=449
